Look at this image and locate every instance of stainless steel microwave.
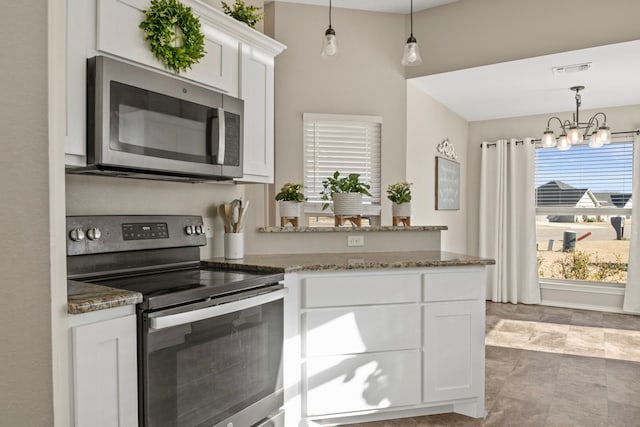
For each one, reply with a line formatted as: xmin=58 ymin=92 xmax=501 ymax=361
xmin=71 ymin=56 xmax=243 ymax=181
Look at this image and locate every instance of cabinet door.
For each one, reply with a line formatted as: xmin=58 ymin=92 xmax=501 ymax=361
xmin=66 ymin=0 xmax=97 ymax=166
xmin=97 ymin=0 xmax=239 ymax=95
xmin=305 ymin=350 xmax=421 ymax=416
xmin=72 ymin=314 xmax=138 ymax=427
xmin=236 ymin=43 xmax=275 ymax=183
xmin=423 ymin=301 xmax=484 ymax=402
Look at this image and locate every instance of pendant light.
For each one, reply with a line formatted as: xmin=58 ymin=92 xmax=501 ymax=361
xmin=402 ymin=0 xmax=422 ymax=66
xmin=321 ymin=0 xmax=338 ymax=58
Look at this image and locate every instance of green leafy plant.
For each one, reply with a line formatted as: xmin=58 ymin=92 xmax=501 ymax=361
xmin=139 ymin=0 xmax=206 ymax=74
xmin=221 ymin=0 xmax=263 ymax=28
xmin=320 ymin=171 xmax=372 ymax=210
xmin=550 ymin=250 xmax=627 ymax=282
xmin=275 ymin=182 xmax=305 ymax=202
xmin=386 ymin=181 xmax=412 ymax=204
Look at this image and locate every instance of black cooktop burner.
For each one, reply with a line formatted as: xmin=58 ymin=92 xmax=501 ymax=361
xmin=92 ymin=267 xmax=283 ymax=310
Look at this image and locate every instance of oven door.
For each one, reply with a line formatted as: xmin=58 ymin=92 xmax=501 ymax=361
xmin=141 ymin=285 xmax=287 ymax=427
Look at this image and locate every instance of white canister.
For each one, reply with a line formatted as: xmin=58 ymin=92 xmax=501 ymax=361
xmin=224 ymin=233 xmax=244 ymax=259
xmin=392 ymin=202 xmax=412 ymax=217
xmin=279 ymin=201 xmax=301 ymax=218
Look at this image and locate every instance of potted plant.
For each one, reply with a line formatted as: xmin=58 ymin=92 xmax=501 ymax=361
xmin=387 ymin=181 xmax=413 ymax=218
xmin=320 ymin=172 xmax=372 ymax=216
xmin=221 ymin=0 xmax=263 ymax=28
xmin=275 ymin=182 xmax=305 ymax=220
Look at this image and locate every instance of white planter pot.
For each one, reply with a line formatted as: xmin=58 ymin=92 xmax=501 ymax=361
xmin=279 ymin=201 xmax=301 ymax=218
xmin=392 ymin=202 xmax=411 ymax=217
xmin=332 ymin=192 xmax=363 ymax=216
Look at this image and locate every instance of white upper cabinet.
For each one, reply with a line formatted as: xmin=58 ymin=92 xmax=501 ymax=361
xmin=236 ymin=44 xmax=274 ymax=183
xmin=96 ymin=0 xmax=239 ymax=96
xmin=65 ymin=0 xmax=285 ymax=182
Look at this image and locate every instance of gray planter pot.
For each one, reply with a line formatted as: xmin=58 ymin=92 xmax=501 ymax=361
xmin=332 ymin=192 xmax=363 ymax=216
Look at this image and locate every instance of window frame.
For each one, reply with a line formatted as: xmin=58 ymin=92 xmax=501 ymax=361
xmin=534 ymin=137 xmax=634 ymax=286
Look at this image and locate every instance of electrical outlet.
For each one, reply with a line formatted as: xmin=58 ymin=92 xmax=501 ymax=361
xmin=347 ymin=235 xmax=364 ymax=247
xmin=202 ymin=218 xmax=215 ymax=238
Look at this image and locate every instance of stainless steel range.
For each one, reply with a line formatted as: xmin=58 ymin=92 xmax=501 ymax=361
xmin=66 ymin=215 xmax=286 ymax=427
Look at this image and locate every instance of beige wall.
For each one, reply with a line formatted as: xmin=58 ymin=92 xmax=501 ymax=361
xmin=467 ymin=104 xmax=640 ymax=255
xmin=406 ymin=82 xmax=468 ymax=252
xmin=263 ymin=2 xmax=407 ymax=222
xmin=66 ymin=176 xmax=244 ymax=259
xmin=1 ymin=2 xmax=55 ymax=425
xmin=243 ymin=2 xmax=443 ymax=254
xmin=407 ymin=0 xmax=640 ymax=78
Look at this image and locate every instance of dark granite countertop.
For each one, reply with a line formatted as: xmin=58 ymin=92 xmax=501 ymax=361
xmin=68 ymin=280 xmax=142 ymax=315
xmin=204 ymin=250 xmax=495 ymax=273
xmin=68 ymin=251 xmax=494 ymax=313
xmin=258 ymin=225 xmax=447 ymax=233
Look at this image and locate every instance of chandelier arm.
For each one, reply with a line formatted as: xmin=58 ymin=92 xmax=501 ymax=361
xmin=546 ymin=116 xmax=567 ymax=133
xmin=584 ymin=116 xmax=599 ymax=136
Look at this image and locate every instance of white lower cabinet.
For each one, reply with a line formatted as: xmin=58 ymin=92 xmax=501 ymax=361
xmin=287 ymin=267 xmax=487 ymax=426
xmin=70 ymin=307 xmax=138 ymax=427
xmin=304 ymin=350 xmax=421 ymax=416
xmin=423 ymin=301 xmax=484 ymax=402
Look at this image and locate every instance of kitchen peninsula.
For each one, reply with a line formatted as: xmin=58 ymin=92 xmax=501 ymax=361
xmin=206 ymin=250 xmax=494 ymax=426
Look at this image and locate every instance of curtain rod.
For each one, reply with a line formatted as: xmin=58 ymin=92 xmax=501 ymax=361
xmin=480 ymin=130 xmax=640 ymax=148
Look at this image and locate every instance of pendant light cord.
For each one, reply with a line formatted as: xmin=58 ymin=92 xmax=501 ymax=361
xmin=410 ymin=0 xmax=413 ymax=36
xmin=329 ymin=0 xmax=332 ymax=29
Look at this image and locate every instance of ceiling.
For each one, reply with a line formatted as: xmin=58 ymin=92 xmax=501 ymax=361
xmin=264 ymin=0 xmax=458 ymax=14
xmin=409 ymin=39 xmax=640 ymax=122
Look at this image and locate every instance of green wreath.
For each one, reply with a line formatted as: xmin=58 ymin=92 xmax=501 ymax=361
xmin=139 ymin=0 xmax=206 ymax=74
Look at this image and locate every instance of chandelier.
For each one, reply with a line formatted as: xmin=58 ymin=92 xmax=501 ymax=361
xmin=541 ymin=86 xmax=611 ymax=151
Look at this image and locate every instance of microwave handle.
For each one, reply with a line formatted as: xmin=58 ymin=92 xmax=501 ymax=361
xmin=216 ymin=108 xmax=226 ymax=164
xmin=149 ymin=287 xmax=288 ymax=330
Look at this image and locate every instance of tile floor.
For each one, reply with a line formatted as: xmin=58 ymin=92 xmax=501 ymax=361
xmin=343 ymin=302 xmax=640 ymax=427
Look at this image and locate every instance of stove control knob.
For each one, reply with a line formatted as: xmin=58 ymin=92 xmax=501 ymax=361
xmin=195 ymin=225 xmax=203 ymax=235
xmin=185 ymin=225 xmax=194 ymax=235
xmin=87 ymin=227 xmax=102 ymax=241
xmin=69 ymin=228 xmax=85 ymax=242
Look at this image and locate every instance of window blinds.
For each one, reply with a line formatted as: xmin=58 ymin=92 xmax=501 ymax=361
xmin=535 ymin=141 xmax=633 ymax=210
xmin=303 ymin=113 xmax=382 ymax=208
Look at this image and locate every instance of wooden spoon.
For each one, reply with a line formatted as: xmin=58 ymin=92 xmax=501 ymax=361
xmin=224 ymin=203 xmax=233 ymax=233
xmin=217 ymin=204 xmax=229 ymax=233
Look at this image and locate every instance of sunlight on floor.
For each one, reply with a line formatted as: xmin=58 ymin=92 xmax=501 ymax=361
xmin=485 ymin=318 xmax=640 ymax=362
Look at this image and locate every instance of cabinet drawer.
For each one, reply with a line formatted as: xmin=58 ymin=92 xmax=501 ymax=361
xmin=303 ymin=305 xmax=420 ymax=356
xmin=423 ymin=269 xmax=484 ymax=302
xmin=302 ymin=273 xmax=420 ymax=308
xmin=304 ymin=350 xmax=421 ymax=416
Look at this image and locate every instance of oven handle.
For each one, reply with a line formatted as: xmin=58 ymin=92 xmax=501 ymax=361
xmin=149 ymin=287 xmax=288 ymax=330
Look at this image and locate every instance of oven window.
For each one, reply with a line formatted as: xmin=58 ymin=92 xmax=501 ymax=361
xmin=143 ymin=299 xmax=283 ymax=427
xmin=110 ymin=81 xmax=220 ymax=165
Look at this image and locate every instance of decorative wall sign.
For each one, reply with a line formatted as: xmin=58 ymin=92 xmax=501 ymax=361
xmin=435 ymin=156 xmax=460 ymax=210
xmin=437 ymin=138 xmax=458 ymax=160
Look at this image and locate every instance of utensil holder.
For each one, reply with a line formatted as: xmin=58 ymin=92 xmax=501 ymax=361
xmin=224 ymin=233 xmax=244 ymax=259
